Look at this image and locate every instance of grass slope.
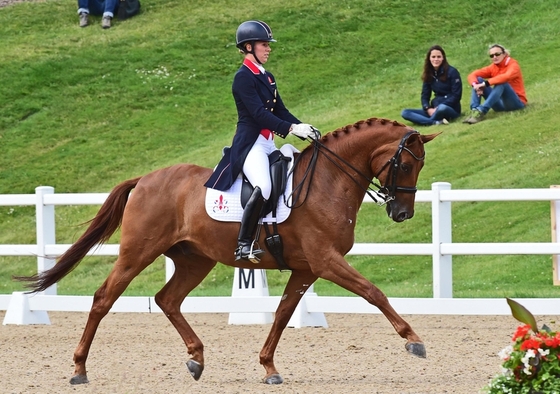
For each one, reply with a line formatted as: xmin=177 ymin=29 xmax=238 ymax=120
xmin=1 ymin=0 xmax=560 ymax=297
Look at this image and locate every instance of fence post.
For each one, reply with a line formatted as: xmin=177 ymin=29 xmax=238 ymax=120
xmin=431 ymin=182 xmax=452 ymax=298
xmin=165 ymin=257 xmax=174 ymax=283
xmin=36 ymin=186 xmax=56 ymax=295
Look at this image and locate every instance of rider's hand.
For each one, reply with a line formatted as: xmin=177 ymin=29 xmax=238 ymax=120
xmin=290 ymin=123 xmax=317 ymax=140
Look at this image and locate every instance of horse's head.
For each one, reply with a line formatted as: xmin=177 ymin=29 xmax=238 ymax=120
xmin=294 ymin=118 xmax=438 ymax=224
xmin=374 ymin=130 xmax=439 ymax=222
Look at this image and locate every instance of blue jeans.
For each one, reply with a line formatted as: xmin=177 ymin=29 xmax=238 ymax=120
xmin=401 ymin=104 xmax=460 ymax=126
xmin=470 ymin=76 xmax=525 ymax=114
xmin=78 ymin=0 xmax=118 ymax=17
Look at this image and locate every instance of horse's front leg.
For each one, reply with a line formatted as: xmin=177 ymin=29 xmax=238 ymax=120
xmin=310 ymin=252 xmax=426 ymax=358
xmin=260 ymin=269 xmax=318 ymax=384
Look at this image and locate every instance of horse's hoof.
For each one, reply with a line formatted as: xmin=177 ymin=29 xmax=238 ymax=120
xmin=263 ymin=374 xmax=284 ymax=384
xmin=405 ymin=342 xmax=427 ymax=358
xmin=185 ymin=360 xmax=204 ymax=381
xmin=69 ymin=374 xmax=89 ymax=385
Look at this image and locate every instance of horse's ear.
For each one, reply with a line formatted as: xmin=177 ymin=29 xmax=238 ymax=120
xmin=420 ymin=132 xmax=441 ymax=144
xmin=405 ymin=132 xmax=440 ymax=146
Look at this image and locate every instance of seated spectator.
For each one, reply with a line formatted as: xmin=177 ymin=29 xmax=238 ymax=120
xmin=78 ymin=0 xmax=118 ymax=29
xmin=463 ymin=44 xmax=527 ymax=124
xmin=401 ymin=45 xmax=462 ymax=126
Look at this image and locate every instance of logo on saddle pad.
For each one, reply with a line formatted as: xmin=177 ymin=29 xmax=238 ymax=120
xmin=205 ymin=144 xmax=298 ymax=224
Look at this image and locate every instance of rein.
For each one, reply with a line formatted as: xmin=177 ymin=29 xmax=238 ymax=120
xmin=288 ymin=129 xmax=424 ymax=207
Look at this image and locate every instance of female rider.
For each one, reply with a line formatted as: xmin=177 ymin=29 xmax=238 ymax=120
xmin=204 ymin=20 xmax=316 ymax=262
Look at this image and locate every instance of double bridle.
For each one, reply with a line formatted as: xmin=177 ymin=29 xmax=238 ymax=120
xmin=373 ymin=130 xmax=426 ymax=200
xmin=288 ymin=129 xmax=425 ymax=207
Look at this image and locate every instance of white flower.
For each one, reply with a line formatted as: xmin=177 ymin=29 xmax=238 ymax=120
xmin=498 ymin=345 xmax=513 ymax=360
xmin=538 ymin=348 xmax=550 ymax=357
xmin=521 ymin=349 xmax=537 ymax=375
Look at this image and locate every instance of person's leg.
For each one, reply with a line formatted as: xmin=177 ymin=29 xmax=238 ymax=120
xmin=477 ymin=84 xmax=506 ymax=114
xmin=433 ymin=104 xmax=460 ymax=122
xmin=243 ymin=136 xmax=274 ymax=200
xmin=236 ymin=135 xmax=275 ymax=262
xmin=463 ymin=77 xmax=490 ymax=123
xmin=401 ymin=109 xmax=433 ymax=126
xmin=491 ymin=83 xmax=525 ymax=112
xmin=103 ymin=0 xmax=118 ymax=17
xmin=82 ymin=0 xmax=105 ymax=15
xmin=77 ymin=0 xmax=89 ymax=14
xmin=468 ymin=76 xmax=487 ymax=110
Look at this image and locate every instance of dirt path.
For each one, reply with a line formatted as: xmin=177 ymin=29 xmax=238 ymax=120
xmin=2 ymin=311 xmax=553 ymax=394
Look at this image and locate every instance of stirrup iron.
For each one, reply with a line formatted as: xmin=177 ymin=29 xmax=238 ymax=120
xmin=247 ymin=241 xmax=262 ymax=264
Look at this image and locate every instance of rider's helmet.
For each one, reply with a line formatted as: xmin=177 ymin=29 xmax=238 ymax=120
xmin=235 ymin=20 xmax=276 ymax=52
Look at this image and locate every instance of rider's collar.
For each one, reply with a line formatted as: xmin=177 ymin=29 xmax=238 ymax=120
xmin=243 ymin=58 xmax=265 ymax=75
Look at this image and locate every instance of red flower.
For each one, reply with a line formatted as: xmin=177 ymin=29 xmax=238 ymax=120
xmin=544 ymin=336 xmax=560 ymax=347
xmin=520 ymin=338 xmax=542 ymax=351
xmin=513 ymin=325 xmax=531 ymax=341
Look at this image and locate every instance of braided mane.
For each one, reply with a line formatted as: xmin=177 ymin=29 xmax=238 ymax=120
xmin=322 ymin=117 xmax=408 ymax=141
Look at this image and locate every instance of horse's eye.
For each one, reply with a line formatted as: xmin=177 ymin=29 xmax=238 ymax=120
xmin=400 ymin=163 xmax=411 ymax=173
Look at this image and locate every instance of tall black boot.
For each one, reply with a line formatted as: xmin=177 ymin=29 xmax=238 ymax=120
xmin=235 ymin=186 xmax=266 ymax=263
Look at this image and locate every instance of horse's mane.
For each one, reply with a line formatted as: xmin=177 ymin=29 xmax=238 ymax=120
xmin=301 ymin=117 xmax=410 ymax=155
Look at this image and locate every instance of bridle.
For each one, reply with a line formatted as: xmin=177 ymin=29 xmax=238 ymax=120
xmin=374 ymin=130 xmax=426 ymax=200
xmin=288 ymin=129 xmax=425 ymax=207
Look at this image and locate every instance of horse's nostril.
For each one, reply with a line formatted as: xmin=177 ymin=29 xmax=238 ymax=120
xmin=396 ymin=211 xmax=413 ymax=222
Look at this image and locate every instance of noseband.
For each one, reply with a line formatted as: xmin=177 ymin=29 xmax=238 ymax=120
xmin=289 ymin=129 xmax=425 ymax=207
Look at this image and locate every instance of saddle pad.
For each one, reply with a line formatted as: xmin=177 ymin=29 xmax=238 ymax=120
xmin=205 ymin=144 xmax=299 ymax=224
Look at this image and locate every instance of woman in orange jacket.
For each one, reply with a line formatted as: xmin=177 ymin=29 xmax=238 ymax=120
xmin=463 ymin=44 xmax=527 ymax=124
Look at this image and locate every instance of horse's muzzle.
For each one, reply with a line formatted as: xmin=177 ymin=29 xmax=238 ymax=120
xmin=386 ymin=202 xmax=414 ymax=222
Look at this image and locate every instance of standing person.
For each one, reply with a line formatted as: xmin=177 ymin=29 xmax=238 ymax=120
xmin=78 ymin=0 xmax=118 ymax=29
xmin=401 ymin=45 xmax=462 ymax=126
xmin=463 ymin=44 xmax=527 ymax=124
xmin=204 ymin=20 xmax=317 ymax=263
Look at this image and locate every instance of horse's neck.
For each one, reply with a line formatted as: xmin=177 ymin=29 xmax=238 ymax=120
xmin=311 ymin=130 xmax=386 ymax=206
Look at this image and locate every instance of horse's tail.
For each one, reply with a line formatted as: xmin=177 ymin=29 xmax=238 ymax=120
xmin=14 ymin=177 xmax=142 ymax=293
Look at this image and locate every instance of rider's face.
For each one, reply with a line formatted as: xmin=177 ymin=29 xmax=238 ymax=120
xmin=251 ymin=41 xmax=271 ymax=64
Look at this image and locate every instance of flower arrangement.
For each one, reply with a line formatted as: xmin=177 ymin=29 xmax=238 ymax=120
xmin=484 ymin=298 xmax=560 ymax=394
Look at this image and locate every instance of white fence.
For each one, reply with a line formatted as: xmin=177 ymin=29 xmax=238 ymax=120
xmin=1 ymin=182 xmax=560 ymax=317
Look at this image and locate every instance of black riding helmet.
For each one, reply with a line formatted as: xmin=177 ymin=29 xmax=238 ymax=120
xmin=235 ymin=20 xmax=276 ymax=64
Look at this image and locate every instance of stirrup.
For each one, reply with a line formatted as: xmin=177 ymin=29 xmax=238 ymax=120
xmin=234 ymin=241 xmax=264 ymax=264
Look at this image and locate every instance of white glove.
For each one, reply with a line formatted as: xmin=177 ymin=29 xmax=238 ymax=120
xmin=290 ymin=123 xmax=317 ymax=140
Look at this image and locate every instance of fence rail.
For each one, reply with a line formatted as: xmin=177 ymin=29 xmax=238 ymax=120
xmin=1 ymin=183 xmax=560 ymax=317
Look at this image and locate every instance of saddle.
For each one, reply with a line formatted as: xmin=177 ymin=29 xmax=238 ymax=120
xmin=240 ymin=149 xmax=292 ymax=271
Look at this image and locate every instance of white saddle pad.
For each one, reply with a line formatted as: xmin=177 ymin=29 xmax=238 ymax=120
xmin=205 ymin=144 xmax=299 ymax=224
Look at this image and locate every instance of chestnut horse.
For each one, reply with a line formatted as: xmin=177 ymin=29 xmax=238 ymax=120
xmin=18 ymin=117 xmax=437 ymax=385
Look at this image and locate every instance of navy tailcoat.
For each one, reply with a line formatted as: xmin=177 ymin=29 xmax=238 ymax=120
xmin=204 ymin=59 xmax=301 ymax=191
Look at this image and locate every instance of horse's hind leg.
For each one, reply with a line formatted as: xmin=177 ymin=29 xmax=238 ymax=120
xmin=154 ymin=253 xmax=217 ymax=381
xmin=71 ymin=250 xmax=161 ymax=384
xmin=310 ymin=252 xmax=426 ymax=358
xmin=259 ymin=270 xmax=318 ymax=384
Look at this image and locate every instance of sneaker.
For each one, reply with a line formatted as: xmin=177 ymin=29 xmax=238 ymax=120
xmin=467 ymin=109 xmax=485 ymax=124
xmin=101 ymin=16 xmax=112 ymax=29
xmin=462 ymin=110 xmax=478 ymax=124
xmin=433 ymin=118 xmax=449 ymax=126
xmin=79 ymin=12 xmax=89 ymax=28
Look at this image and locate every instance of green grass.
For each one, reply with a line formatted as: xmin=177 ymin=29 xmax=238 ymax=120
xmin=1 ymin=0 xmax=560 ymax=298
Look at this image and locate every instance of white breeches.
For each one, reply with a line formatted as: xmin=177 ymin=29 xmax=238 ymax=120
xmin=243 ymin=134 xmax=276 ymax=200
